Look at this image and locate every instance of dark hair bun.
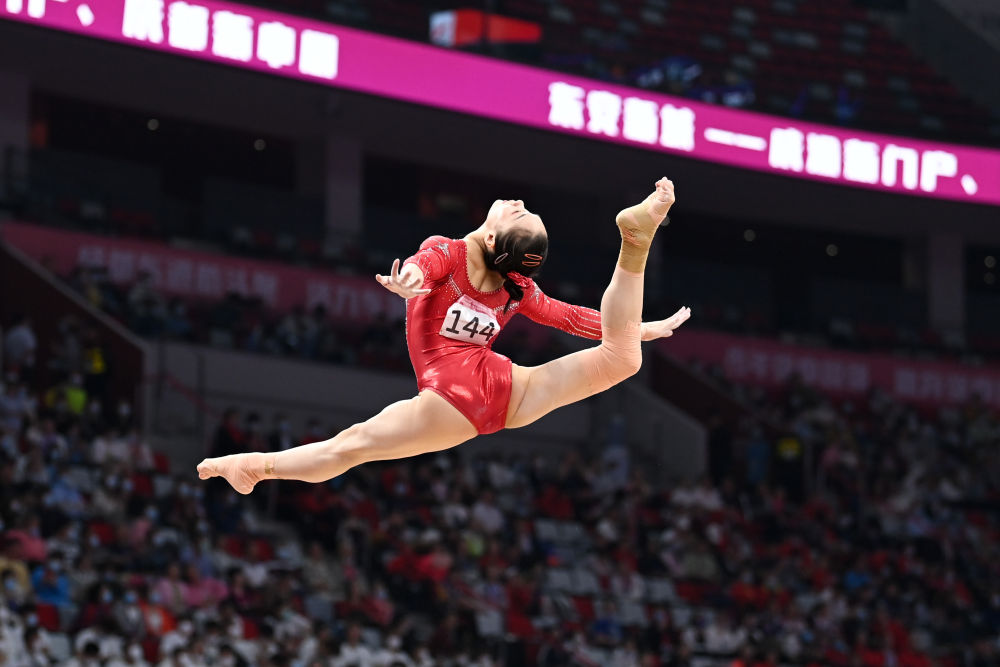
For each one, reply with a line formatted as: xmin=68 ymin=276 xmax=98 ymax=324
xmin=489 ymin=228 xmax=548 ymax=304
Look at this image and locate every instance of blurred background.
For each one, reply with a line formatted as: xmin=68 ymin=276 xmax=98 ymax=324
xmin=0 ymin=0 xmax=999 ymax=665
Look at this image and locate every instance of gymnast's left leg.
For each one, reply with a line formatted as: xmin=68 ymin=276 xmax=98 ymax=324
xmin=197 ymin=390 xmax=477 ymax=494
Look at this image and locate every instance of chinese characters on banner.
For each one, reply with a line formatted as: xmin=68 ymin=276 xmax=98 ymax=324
xmin=767 ymin=128 xmax=963 ymax=193
xmin=548 ymin=81 xmax=696 ymax=152
xmin=1 ymin=222 xmax=402 ymax=323
xmin=661 ymin=328 xmax=1000 ymax=409
xmin=546 ymin=81 xmax=974 ymax=198
xmin=120 ymin=0 xmax=339 ymax=79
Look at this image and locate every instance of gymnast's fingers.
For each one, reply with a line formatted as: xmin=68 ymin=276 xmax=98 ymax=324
xmin=671 ymin=306 xmax=692 ymax=328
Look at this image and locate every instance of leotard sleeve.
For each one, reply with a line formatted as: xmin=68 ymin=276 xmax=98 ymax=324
xmin=518 ymin=284 xmax=603 ymax=340
xmin=402 ymin=236 xmax=456 ymax=289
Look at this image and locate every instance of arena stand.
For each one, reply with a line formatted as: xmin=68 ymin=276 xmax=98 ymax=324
xmin=0 ymin=214 xmax=996 ymax=667
xmin=2 ymin=286 xmax=999 ymax=665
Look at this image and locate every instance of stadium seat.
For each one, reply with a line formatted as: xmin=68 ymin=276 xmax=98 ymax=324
xmin=35 ymin=603 xmax=59 ymax=631
xmin=88 ymin=521 xmax=115 ymax=546
xmin=242 ymin=617 xmax=260 ymax=639
xmin=153 ymin=452 xmax=171 ymax=475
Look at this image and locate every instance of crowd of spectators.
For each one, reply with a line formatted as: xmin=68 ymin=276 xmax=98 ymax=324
xmin=3 ymin=306 xmax=1000 ymax=666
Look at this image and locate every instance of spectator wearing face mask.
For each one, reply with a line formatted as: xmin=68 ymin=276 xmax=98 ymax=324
xmin=112 ymin=589 xmax=146 ymax=641
xmin=1 ymin=567 xmax=29 ymax=609
xmin=137 ymin=585 xmax=176 ymax=639
xmin=31 ymin=559 xmax=71 ymax=608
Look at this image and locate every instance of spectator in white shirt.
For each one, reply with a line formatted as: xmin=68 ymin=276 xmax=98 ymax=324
xmin=333 ymin=623 xmax=374 ymax=667
xmin=441 ymin=488 xmax=469 ymax=528
xmin=242 ymin=540 xmax=271 ymax=588
xmin=471 ymin=489 xmax=504 ymax=536
xmin=0 ymin=377 xmax=35 ymax=433
xmin=3 ymin=315 xmax=37 ymax=372
xmin=105 ymin=641 xmax=150 ymax=667
xmin=703 ymin=612 xmax=747 ymax=655
xmin=372 ymin=633 xmax=413 ymax=667
xmin=91 ymin=425 xmax=129 ymax=466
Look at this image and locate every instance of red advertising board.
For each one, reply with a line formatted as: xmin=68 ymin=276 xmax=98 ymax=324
xmin=0 ymin=222 xmax=405 ymax=323
xmin=662 ymin=329 xmax=1000 ymax=408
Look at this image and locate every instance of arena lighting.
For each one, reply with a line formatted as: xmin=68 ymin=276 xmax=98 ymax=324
xmin=3 ymin=0 xmax=1000 ymax=205
xmin=826 ymin=243 xmax=839 ymax=257
xmin=743 ymin=229 xmax=756 ymax=242
xmin=985 ymin=255 xmax=996 ymax=269
xmin=146 ymin=117 xmax=159 ymax=130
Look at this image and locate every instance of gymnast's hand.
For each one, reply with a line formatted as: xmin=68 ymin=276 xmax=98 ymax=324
xmin=641 ymin=306 xmax=692 ymax=341
xmin=376 ymin=259 xmax=431 ymax=299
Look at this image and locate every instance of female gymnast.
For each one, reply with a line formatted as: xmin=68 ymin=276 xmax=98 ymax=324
xmin=198 ymin=177 xmax=690 ymax=494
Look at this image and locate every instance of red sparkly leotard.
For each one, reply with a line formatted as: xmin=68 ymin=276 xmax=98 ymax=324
xmin=403 ymin=236 xmax=603 ymax=434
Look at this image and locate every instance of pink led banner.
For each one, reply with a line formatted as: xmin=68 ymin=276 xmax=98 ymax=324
xmin=3 ymin=0 xmax=999 ymax=205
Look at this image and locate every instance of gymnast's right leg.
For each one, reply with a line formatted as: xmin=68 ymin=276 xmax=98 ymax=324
xmin=505 ymin=177 xmax=675 ymax=428
xmin=197 ymin=390 xmax=477 ymax=494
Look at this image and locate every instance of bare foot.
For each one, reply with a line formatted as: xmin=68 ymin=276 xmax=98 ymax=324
xmin=616 ymin=177 xmax=676 ymax=247
xmin=197 ymin=453 xmax=266 ymax=495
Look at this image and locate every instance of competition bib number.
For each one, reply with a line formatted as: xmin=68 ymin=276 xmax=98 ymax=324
xmin=439 ymin=295 xmax=499 ymax=346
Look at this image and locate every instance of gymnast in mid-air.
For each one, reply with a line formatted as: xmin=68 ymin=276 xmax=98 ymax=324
xmin=198 ymin=177 xmax=690 ymax=493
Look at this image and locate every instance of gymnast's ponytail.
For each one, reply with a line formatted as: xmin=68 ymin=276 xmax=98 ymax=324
xmin=485 ymin=227 xmax=549 ymax=306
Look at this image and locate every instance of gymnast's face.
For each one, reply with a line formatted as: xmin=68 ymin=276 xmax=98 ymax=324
xmin=485 ymin=199 xmax=547 ymax=245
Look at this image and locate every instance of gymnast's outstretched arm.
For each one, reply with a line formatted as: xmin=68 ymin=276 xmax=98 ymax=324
xmin=518 ymin=286 xmax=690 ymax=342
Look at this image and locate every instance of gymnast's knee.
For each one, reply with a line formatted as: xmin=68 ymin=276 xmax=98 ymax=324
xmin=586 ymin=325 xmax=642 ymax=389
xmin=329 ymin=423 xmax=373 ymax=468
